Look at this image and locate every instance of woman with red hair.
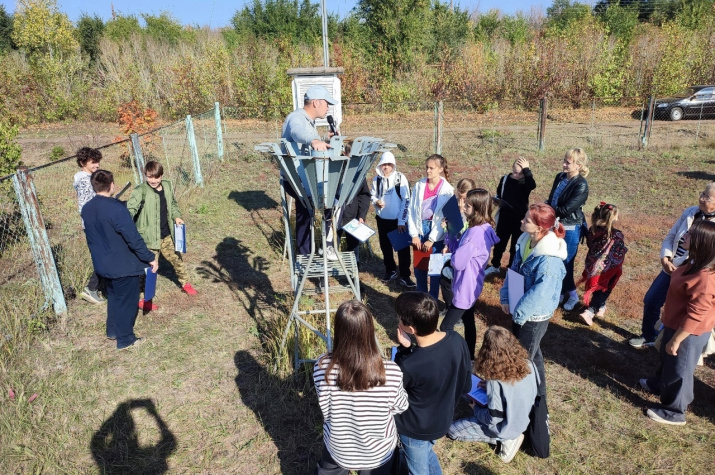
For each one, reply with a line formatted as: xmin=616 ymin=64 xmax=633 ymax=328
xmin=499 ymin=204 xmax=567 ymax=396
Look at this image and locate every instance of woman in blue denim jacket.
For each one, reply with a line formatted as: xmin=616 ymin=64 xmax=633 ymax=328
xmin=500 ymin=204 xmax=567 ymax=396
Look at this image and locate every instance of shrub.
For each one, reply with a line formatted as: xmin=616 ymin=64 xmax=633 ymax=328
xmin=0 ymin=119 xmax=22 ymax=176
xmin=49 ymin=145 xmax=65 ymax=161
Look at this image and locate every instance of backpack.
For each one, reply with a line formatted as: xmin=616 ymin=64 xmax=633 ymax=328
xmin=525 ymin=361 xmax=550 ymax=458
xmin=377 ymin=173 xmax=409 ymax=200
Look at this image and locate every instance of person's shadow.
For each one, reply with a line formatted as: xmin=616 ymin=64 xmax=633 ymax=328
xmin=90 ymin=399 xmax=177 ymax=474
xmin=234 ymin=350 xmax=322 ymax=474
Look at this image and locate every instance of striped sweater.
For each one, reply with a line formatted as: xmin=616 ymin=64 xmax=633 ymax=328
xmin=313 ymin=355 xmax=409 ymax=470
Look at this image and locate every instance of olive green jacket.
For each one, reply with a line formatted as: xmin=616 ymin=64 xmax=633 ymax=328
xmin=126 ymin=180 xmax=182 ymax=250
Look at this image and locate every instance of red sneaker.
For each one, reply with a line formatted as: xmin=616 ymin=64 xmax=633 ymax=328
xmin=182 ymin=283 xmax=197 ymax=295
xmin=138 ymin=299 xmax=158 ymax=311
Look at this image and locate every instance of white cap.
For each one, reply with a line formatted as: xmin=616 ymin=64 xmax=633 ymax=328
xmin=304 ymin=85 xmax=337 ymax=105
xmin=377 ymin=151 xmax=396 ymax=167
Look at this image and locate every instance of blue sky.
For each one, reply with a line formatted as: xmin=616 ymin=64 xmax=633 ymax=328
xmin=2 ymin=1 xmax=575 ymax=29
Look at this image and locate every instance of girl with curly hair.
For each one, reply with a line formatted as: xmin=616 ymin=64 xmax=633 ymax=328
xmin=447 ymin=326 xmax=538 ymax=464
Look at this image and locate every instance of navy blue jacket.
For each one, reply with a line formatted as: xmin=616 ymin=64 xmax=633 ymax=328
xmin=81 ymin=195 xmax=155 ymax=279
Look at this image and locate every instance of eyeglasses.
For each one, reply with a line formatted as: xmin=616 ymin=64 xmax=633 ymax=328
xmin=699 ymin=192 xmax=714 ymax=203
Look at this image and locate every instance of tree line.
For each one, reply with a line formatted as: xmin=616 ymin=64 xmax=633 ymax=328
xmin=0 ymin=0 xmax=713 ymax=129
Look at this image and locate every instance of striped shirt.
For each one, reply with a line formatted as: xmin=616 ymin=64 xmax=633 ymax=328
xmin=314 ymin=355 xmax=409 ymax=470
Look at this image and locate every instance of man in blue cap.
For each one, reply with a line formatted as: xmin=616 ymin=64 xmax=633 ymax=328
xmin=281 ymin=85 xmax=338 ymax=258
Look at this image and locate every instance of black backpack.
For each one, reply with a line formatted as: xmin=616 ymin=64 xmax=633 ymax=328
xmin=376 ymin=173 xmax=409 ymax=200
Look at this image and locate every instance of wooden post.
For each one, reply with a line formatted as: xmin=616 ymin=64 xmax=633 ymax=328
xmin=214 ymin=102 xmax=224 ymax=161
xmin=435 ymin=100 xmax=443 ymax=155
xmin=538 ymin=97 xmax=547 ymax=152
xmin=185 ymin=115 xmax=204 ymax=187
xmin=12 ymin=167 xmax=67 ymax=315
xmin=130 ymin=133 xmax=145 ymax=182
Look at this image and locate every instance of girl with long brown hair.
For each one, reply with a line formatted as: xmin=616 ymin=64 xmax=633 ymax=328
xmin=439 ymin=189 xmax=499 ymax=360
xmin=448 ymin=326 xmax=538 ymax=464
xmin=640 ymin=220 xmax=715 ymax=425
xmin=313 ymin=300 xmax=408 ymax=474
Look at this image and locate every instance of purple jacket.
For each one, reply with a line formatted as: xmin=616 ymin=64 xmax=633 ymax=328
xmin=446 ymin=223 xmax=499 ymax=309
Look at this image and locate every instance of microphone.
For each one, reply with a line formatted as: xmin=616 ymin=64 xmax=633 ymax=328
xmin=327 ymin=115 xmax=339 ymax=136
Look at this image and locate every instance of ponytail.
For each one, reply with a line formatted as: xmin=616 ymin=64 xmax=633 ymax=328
xmin=427 ymin=154 xmax=449 ymax=182
xmin=552 ymin=220 xmax=565 ymax=239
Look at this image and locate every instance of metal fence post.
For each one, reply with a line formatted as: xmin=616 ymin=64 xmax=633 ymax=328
xmin=434 ymin=101 xmax=443 ymax=154
xmin=185 ymin=115 xmax=204 ymax=187
xmin=130 ymin=133 xmax=145 ymax=182
xmin=640 ymin=95 xmax=655 ymax=149
xmin=538 ymin=97 xmax=547 ymax=152
xmin=214 ymin=102 xmax=224 ymax=161
xmin=11 ymin=167 xmax=67 ymax=315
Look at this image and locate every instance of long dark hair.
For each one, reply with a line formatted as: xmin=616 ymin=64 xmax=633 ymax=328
xmin=683 ymin=220 xmax=715 ymax=276
xmin=465 ymin=188 xmax=494 ymax=228
xmin=324 ymin=300 xmax=386 ymax=391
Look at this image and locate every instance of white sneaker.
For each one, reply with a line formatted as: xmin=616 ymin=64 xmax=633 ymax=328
xmin=484 ymin=266 xmax=500 ymax=276
xmin=498 ymin=433 xmax=524 ymax=463
xmin=579 ymin=309 xmax=594 ymax=326
xmin=563 ymin=293 xmax=579 ymax=311
xmin=325 ymin=246 xmax=338 ymax=261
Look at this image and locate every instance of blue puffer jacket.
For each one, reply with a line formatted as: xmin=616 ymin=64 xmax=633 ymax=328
xmin=500 ymin=231 xmax=567 ymax=325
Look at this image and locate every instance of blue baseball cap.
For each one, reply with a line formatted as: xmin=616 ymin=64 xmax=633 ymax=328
xmin=304 ymin=85 xmax=337 ymax=105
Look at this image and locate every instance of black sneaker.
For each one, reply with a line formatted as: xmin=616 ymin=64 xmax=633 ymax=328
xmin=382 ymin=270 xmax=398 ymax=282
xmin=399 ymin=277 xmax=416 ymax=288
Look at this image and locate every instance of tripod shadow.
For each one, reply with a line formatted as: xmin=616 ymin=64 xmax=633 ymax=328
xmin=90 ymin=399 xmax=177 ymax=474
xmin=228 ymin=190 xmax=284 ymax=257
xmin=234 ymin=350 xmax=322 ymax=474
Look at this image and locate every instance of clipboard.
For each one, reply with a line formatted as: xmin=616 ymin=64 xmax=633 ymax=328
xmin=144 ymin=267 xmax=157 ymax=301
xmin=413 ymin=247 xmax=431 ymax=271
xmin=441 ymin=195 xmax=464 ymax=239
xmin=174 ymin=223 xmax=186 ymax=253
xmin=387 ymin=229 xmax=412 ymax=251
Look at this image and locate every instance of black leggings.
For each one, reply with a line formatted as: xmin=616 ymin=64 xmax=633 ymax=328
xmin=440 ymin=304 xmax=477 ymax=360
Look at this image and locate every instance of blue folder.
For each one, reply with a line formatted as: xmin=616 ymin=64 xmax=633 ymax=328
xmin=144 ymin=267 xmax=157 ymax=301
xmin=441 ymin=195 xmax=464 ymax=239
xmin=387 ymin=228 xmax=412 ymax=251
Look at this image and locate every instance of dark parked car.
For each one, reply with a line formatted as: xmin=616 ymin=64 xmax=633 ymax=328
xmin=654 ymin=85 xmax=715 ymax=121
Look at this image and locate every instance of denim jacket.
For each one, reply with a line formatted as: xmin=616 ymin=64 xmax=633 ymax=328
xmin=500 ymin=232 xmax=568 ymax=325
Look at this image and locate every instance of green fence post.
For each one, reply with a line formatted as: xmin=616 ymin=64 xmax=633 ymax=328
xmin=130 ymin=133 xmax=145 ymax=182
xmin=186 ymin=115 xmax=204 ymax=187
xmin=215 ymin=102 xmax=224 ymax=161
xmin=12 ymin=167 xmax=67 ymax=316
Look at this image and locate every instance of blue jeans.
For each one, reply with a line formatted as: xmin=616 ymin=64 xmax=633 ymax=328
xmin=399 ymin=434 xmax=442 ymax=475
xmin=414 ymin=220 xmax=443 ymax=301
xmin=561 ymin=227 xmax=580 ymax=294
xmin=641 ymin=271 xmax=671 ymax=342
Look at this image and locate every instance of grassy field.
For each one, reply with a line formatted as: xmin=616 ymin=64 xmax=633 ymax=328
xmin=1 ymin=111 xmax=714 ymax=474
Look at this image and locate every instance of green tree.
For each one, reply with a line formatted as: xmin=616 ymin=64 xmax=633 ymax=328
xmin=11 ymin=0 xmax=78 ymax=57
xmin=546 ymin=0 xmax=592 ymax=32
xmin=356 ymin=0 xmax=431 ymax=71
xmin=473 ymin=10 xmax=501 ymax=42
xmin=0 ymin=5 xmax=15 ymax=52
xmin=596 ymin=2 xmax=639 ymax=40
xmin=143 ymin=12 xmax=194 ymax=44
xmin=427 ymin=1 xmax=470 ymax=60
xmin=231 ymin=0 xmax=324 ymax=45
xmin=76 ymin=14 xmax=104 ymax=63
xmin=104 ymin=14 xmax=142 ymax=41
xmin=0 ymin=119 xmax=22 ymax=177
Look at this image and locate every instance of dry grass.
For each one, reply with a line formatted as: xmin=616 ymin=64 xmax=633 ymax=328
xmin=1 ymin=115 xmax=714 ymax=474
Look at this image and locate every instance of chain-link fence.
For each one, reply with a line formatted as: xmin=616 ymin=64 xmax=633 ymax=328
xmin=0 ymin=105 xmax=225 ymax=361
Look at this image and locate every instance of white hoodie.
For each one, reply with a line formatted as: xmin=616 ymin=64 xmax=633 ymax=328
xmin=371 ymin=166 xmax=410 ymax=224
xmin=407 ymin=178 xmax=455 ymax=242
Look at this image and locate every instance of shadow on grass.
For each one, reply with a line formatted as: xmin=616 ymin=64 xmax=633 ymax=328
xmin=542 ymin=317 xmax=715 ymax=425
xmin=228 ymin=190 xmax=279 ymax=211
xmin=677 ymin=170 xmax=715 ymax=181
xmin=228 ymin=189 xmax=284 ymax=257
xmin=90 ymin=398 xmax=176 ymax=474
xmin=196 ymin=237 xmax=289 ymax=357
xmin=234 ymin=350 xmax=321 ymax=474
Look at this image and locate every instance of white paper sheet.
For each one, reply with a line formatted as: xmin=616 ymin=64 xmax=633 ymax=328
xmin=507 ymin=268 xmax=525 ymax=313
xmin=428 ymin=253 xmax=451 ymax=276
xmin=342 ymin=219 xmax=376 ymax=242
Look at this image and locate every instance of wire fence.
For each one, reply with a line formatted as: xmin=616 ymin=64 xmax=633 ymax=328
xmin=0 ymin=105 xmax=226 ymax=359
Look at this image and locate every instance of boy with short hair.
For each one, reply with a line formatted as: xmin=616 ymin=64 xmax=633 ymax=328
xmin=73 ymin=147 xmax=105 ymax=304
xmin=127 ymin=161 xmax=196 ymax=310
xmin=394 ymin=291 xmax=472 ymax=474
xmin=82 ymin=170 xmax=158 ymax=349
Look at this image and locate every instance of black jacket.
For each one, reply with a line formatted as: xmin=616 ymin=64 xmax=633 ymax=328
xmin=546 ymin=173 xmax=589 ymax=225
xmin=340 ymin=179 xmax=371 ymax=227
xmin=82 ymin=195 xmax=155 ymax=279
xmin=496 ymin=168 xmax=537 ymax=221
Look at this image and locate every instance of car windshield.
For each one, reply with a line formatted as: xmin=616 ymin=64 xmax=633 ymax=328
xmin=673 ymin=87 xmax=697 ymax=97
